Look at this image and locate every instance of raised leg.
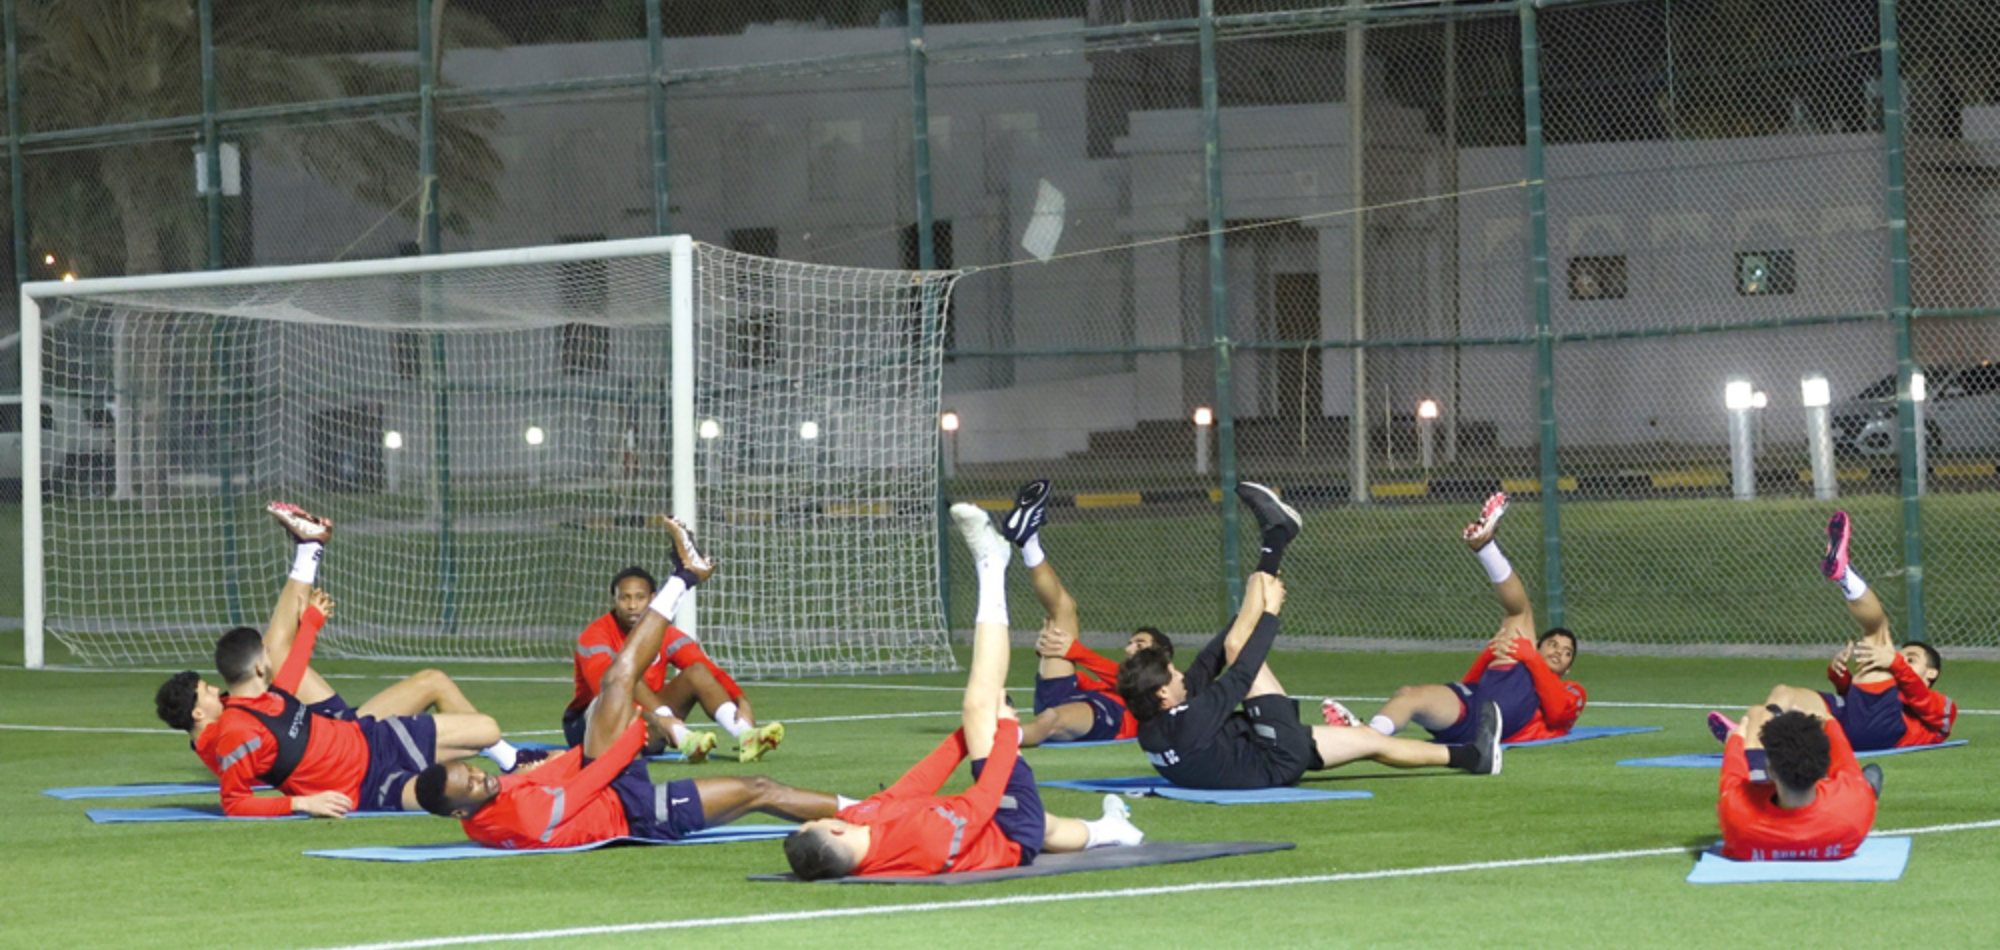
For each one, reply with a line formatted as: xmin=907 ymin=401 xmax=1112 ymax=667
xmin=693 ymin=774 xmax=838 ymax=826
xmin=1372 ymin=683 xmax=1465 ymax=735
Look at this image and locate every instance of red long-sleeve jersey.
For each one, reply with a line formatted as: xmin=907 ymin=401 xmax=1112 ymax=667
xmin=459 ymin=718 xmax=649 ymax=849
xmin=1062 ymin=640 xmax=1139 ymax=739
xmin=1824 ymin=654 xmax=1956 ymax=747
xmin=197 ymin=606 xmax=367 ymax=816
xmin=566 ymin=613 xmax=743 ymax=715
xmin=841 ymin=724 xmax=1025 ymax=876
xmin=1717 ymin=721 xmax=1875 ymax=861
xmin=1461 ymin=636 xmax=1586 ymax=742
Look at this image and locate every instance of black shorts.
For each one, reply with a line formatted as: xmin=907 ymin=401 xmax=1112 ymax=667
xmin=1242 ymin=694 xmax=1324 ymax=784
xmin=605 ymin=758 xmax=707 ymax=841
xmin=968 ymin=755 xmax=1045 ymax=865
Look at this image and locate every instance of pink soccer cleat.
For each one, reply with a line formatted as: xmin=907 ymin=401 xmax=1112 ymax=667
xmin=1321 ymin=698 xmax=1362 ymax=729
xmin=1707 ymin=711 xmax=1738 ymax=743
xmin=1463 ymin=492 xmax=1508 ymax=549
xmin=1821 ymin=511 xmax=1851 ymax=581
xmin=267 ymin=501 xmax=332 ymax=544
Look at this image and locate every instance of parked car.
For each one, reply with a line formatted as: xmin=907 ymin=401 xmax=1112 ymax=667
xmin=1830 ymin=363 xmax=2000 ymax=456
xmin=0 ymin=393 xmax=116 ymax=494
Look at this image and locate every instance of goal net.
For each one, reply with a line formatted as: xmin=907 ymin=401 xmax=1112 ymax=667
xmin=21 ymin=237 xmax=961 ymax=676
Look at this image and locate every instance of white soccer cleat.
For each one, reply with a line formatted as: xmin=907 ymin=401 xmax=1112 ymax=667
xmin=1321 ymin=698 xmax=1362 ymax=729
xmin=951 ymin=503 xmax=1012 ymax=573
xmin=1089 ymin=793 xmax=1145 ymax=848
xmin=661 ymin=516 xmax=713 ymax=585
xmin=1463 ymin=492 xmax=1508 ymax=549
xmin=267 ymin=501 xmax=332 ymax=543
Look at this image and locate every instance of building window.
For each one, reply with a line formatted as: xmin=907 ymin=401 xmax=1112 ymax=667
xmin=1567 ymin=255 xmax=1627 ymax=300
xmin=1736 ymin=250 xmax=1795 ymax=296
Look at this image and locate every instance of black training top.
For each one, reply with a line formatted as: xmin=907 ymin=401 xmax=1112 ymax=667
xmin=1136 ymin=613 xmax=1289 ymax=789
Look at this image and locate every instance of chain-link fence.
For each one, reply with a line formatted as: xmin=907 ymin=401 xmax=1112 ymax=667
xmin=8 ymin=0 xmax=2000 ymax=658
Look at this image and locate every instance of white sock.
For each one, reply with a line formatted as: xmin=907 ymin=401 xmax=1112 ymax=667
xmin=289 ymin=542 xmax=323 ymax=584
xmin=648 ymin=575 xmax=690 ymax=620
xmin=1839 ymin=567 xmax=1869 ymax=602
xmin=1021 ymin=535 xmax=1046 ymax=569
xmin=1083 ymin=796 xmax=1144 ymax=848
xmin=668 ymin=722 xmax=692 ymax=748
xmin=713 ymin=701 xmax=750 ymax=738
xmin=975 ymin=563 xmax=1009 ymax=627
xmin=482 ymin=740 xmax=518 ymax=771
xmin=836 ymin=794 xmax=861 ymax=810
xmin=1368 ymin=715 xmax=1397 ymax=736
xmin=1475 ymin=541 xmax=1513 ymax=584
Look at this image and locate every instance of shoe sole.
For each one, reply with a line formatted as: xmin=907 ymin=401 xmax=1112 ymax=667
xmin=1003 ymin=480 xmax=1050 ymax=542
xmin=1236 ymin=482 xmax=1301 ymax=531
xmin=664 ymin=517 xmax=714 ymax=577
xmin=1822 ymin=511 xmax=1850 ymax=580
xmin=1464 ymin=492 xmax=1508 ymax=544
xmin=1706 ymin=712 xmax=1735 ymax=743
xmin=1480 ymin=702 xmax=1504 ymax=775
xmin=950 ymin=503 xmax=1011 ymax=562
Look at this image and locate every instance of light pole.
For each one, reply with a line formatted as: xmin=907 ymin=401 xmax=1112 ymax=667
xmin=1417 ymin=399 xmax=1439 ymax=472
xmin=1194 ymin=406 xmax=1213 ymax=476
xmin=939 ymin=411 xmax=960 ymax=479
xmin=1725 ymin=378 xmax=1755 ymax=500
xmin=1802 ymin=374 xmax=1836 ymax=500
xmin=524 ymin=425 xmax=545 ymax=490
xmin=383 ymin=430 xmax=403 ymax=494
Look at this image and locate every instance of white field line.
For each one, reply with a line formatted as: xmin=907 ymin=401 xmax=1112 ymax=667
xmin=293 ymin=818 xmax=2000 ymax=950
xmin=3 ymin=709 xmax=970 ymax=737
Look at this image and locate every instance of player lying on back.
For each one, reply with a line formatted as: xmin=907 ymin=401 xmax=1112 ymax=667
xmin=416 ymin=518 xmax=836 ymax=848
xmin=1714 ymin=694 xmax=1879 ymax=861
xmin=153 ymin=502 xmax=513 ymax=817
xmin=1715 ymin=512 xmax=1954 ymax=753
xmin=1345 ymin=493 xmax=1585 ymax=745
xmin=780 ymin=503 xmax=1145 ymax=879
xmin=994 ymin=478 xmax=1171 ymax=746
xmin=1117 ymin=483 xmax=1503 ymax=791
xmin=565 ymin=564 xmax=783 ymax=762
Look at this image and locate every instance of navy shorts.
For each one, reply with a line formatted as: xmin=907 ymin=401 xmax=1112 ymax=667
xmin=307 ymin=694 xmax=358 ymax=721
xmin=1432 ymin=665 xmax=1540 ymax=745
xmin=356 ymin=715 xmax=437 ymax=812
xmin=606 ymin=758 xmax=707 ymax=841
xmin=561 ymin=707 xmax=589 ymax=748
xmin=1032 ymin=677 xmax=1128 ymax=742
xmin=1820 ymin=685 xmax=1907 ymax=752
xmin=968 ymin=755 xmax=1045 ymax=866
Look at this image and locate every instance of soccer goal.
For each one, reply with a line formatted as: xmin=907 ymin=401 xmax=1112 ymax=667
xmin=19 ymin=237 xmax=961 ymax=676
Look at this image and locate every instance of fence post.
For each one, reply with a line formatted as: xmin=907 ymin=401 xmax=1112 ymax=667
xmin=905 ymin=0 xmax=952 ymax=627
xmin=196 ymin=0 xmax=244 ymax=625
xmin=417 ymin=0 xmax=455 ymax=630
xmin=2 ymin=0 xmax=18 ymax=298
xmin=1199 ymin=0 xmax=1241 ymax=612
xmin=645 ymin=0 xmax=670 ymax=236
xmin=1519 ymin=0 xmax=1564 ymax=627
xmin=1879 ymin=0 xmax=1924 ymax=642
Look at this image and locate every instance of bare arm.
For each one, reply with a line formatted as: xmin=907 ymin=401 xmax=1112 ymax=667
xmin=1221 ymin=573 xmax=1273 ymax=667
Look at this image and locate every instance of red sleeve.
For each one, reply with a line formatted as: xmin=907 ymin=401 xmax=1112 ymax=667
xmin=272 ymin=605 xmax=325 ymax=695
xmin=1824 ymin=719 xmax=1860 ymax=777
xmin=574 ymin=622 xmax=618 ymax=701
xmin=940 ymin=723 xmax=1022 ymax=827
xmin=1512 ymin=638 xmax=1584 ymax=732
xmin=1461 ymin=646 xmax=1497 ymax=684
xmin=663 ymin=636 xmax=744 ymax=700
xmin=1719 ymin=732 xmax=1751 ymax=797
xmin=1887 ymin=655 xmax=1955 ymax=738
xmin=874 ymin=729 xmax=970 ymax=803
xmin=553 ymin=719 xmax=650 ymax=800
xmin=1063 ymin=640 xmax=1121 ymax=688
xmin=1825 ymin=660 xmax=1852 ymax=694
xmin=213 ymin=720 xmax=292 ymax=817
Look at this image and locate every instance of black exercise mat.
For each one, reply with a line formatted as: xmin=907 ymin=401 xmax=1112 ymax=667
xmin=748 ymin=840 xmax=1294 ymax=885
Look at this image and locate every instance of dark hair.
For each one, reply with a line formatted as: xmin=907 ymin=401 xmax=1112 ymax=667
xmin=413 ymin=763 xmax=455 ymax=817
xmin=1760 ymin=710 xmax=1832 ymax=793
xmin=1117 ymin=648 xmax=1176 ymax=723
xmin=1907 ymin=641 xmax=1942 ymax=678
xmin=214 ymin=627 xmax=265 ymax=687
xmin=1539 ymin=628 xmax=1577 ymax=651
xmin=610 ymin=566 xmax=657 ymax=594
xmin=1132 ymin=627 xmax=1174 ymax=659
xmin=784 ymin=827 xmax=857 ymax=881
xmin=155 ymin=671 xmax=202 ymax=731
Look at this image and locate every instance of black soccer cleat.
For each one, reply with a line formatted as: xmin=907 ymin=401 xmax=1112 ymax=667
xmin=1000 ymin=479 xmax=1051 ymax=545
xmin=1234 ymin=482 xmax=1301 ymax=546
xmin=1468 ymin=700 xmax=1504 ymax=775
xmin=1862 ymin=763 xmax=1884 ymax=799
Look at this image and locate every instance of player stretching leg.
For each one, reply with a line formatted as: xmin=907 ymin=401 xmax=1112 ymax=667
xmin=1714 ymin=693 xmax=1878 ymax=861
xmin=1118 ymin=483 xmax=1503 ymax=790
xmin=1359 ymin=493 xmax=1585 ymax=744
xmin=998 ymin=479 xmax=1169 ymax=747
xmin=781 ymin=504 xmax=1145 ymax=879
xmin=415 ymin=518 xmax=836 ymax=847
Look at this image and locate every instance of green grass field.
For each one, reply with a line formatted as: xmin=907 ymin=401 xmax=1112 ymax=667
xmin=4 ymin=633 xmax=1996 ymax=950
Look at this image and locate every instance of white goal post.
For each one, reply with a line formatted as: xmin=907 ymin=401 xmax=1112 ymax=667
xmin=20 ymin=236 xmax=961 ymax=677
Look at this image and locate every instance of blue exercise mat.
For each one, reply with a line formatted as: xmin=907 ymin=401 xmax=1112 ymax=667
xmin=1687 ymin=836 xmax=1911 ymax=884
xmin=304 ymin=824 xmax=794 ymax=862
xmin=1032 ymin=738 xmax=1138 ymax=749
xmin=1503 ymin=726 xmax=1660 ymax=748
xmin=514 ymin=740 xmax=685 ymax=763
xmin=87 ymin=805 xmax=427 ymax=823
xmin=1039 ymin=776 xmax=1371 ymax=804
xmin=46 ymin=782 xmax=242 ymax=801
xmin=1620 ymin=739 xmax=1967 ymax=769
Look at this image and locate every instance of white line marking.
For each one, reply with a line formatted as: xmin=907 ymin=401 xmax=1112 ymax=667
xmin=0 ymin=723 xmax=171 ymax=735
xmin=293 ymin=818 xmax=2000 ymax=950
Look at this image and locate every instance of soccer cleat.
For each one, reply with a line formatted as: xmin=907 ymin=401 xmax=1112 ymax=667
xmin=1706 ymin=711 xmax=1738 ymax=744
xmin=737 ymin=721 xmax=786 ymax=762
xmin=505 ymin=748 xmax=553 ymax=774
xmin=1822 ymin=510 xmax=1852 ymax=581
xmin=662 ymin=517 xmax=714 ymax=586
xmin=679 ymin=729 xmax=718 ymax=764
xmin=267 ymin=501 xmax=332 ymax=544
xmin=1468 ymin=701 xmax=1504 ymax=775
xmin=951 ymin=502 xmax=1012 ymax=571
xmin=1088 ymin=793 xmax=1145 ymax=848
xmin=1000 ymin=479 xmax=1051 ymax=545
xmin=1463 ymin=492 xmax=1508 ymax=548
xmin=1234 ymin=482 xmax=1301 ymax=546
xmin=1321 ymin=698 xmax=1362 ymax=729
xmin=1862 ymin=763 xmax=1884 ymax=799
